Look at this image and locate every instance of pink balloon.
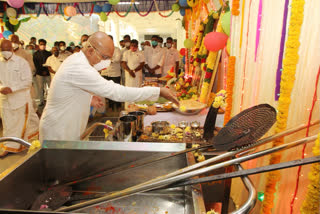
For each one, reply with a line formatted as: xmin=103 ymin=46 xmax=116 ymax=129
xmin=7 ymin=0 xmax=24 ymax=9
xmin=0 ymin=33 xmax=3 ymax=39
xmin=204 ymin=32 xmax=229 ymax=52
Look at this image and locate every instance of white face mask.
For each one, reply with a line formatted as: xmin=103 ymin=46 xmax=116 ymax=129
xmin=93 ymin=59 xmax=111 ymax=71
xmin=12 ymin=43 xmax=19 ymax=50
xmin=166 ymin=43 xmax=172 ymax=48
xmin=1 ymin=51 xmax=13 ymax=60
xmin=60 ymin=46 xmax=66 ymax=51
xmin=125 ymin=42 xmax=130 ymax=48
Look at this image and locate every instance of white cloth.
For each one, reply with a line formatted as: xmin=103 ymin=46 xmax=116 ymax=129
xmin=101 ymin=47 xmax=121 ymax=77
xmin=0 ymin=54 xmax=39 ymax=149
xmin=122 ymin=50 xmax=145 ymax=87
xmin=144 ymin=46 xmax=165 ymax=75
xmin=44 ymin=55 xmax=63 ymax=79
xmin=120 ymin=47 xmax=130 ymax=60
xmin=39 ymin=51 xmax=160 ymax=142
xmin=162 ymin=48 xmax=179 ymax=76
xmin=59 ymin=51 xmax=72 ymax=61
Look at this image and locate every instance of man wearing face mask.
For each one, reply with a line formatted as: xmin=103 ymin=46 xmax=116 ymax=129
xmin=162 ymin=37 xmax=180 ymax=77
xmin=33 ymin=39 xmax=52 ymax=107
xmin=43 ymin=46 xmax=63 ymax=79
xmin=58 ymin=41 xmax=72 ymax=60
xmin=9 ymin=34 xmax=36 ymax=74
xmin=121 ymin=39 xmax=145 ymax=88
xmin=0 ymin=40 xmax=40 ymax=157
xmin=39 ymin=32 xmax=179 ymax=142
xmin=80 ymin=34 xmax=89 ymax=48
xmin=157 ymin=37 xmax=164 ymax=48
xmin=120 ymin=35 xmax=131 ymax=86
xmin=144 ymin=35 xmax=165 ymax=78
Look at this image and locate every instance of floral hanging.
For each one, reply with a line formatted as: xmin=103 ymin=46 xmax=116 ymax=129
xmin=223 ymin=56 xmax=236 ymax=125
xmin=261 ymin=0 xmax=306 ymax=213
xmin=231 ymin=0 xmax=240 ymax=16
xmin=300 ymin=134 xmax=320 ymax=214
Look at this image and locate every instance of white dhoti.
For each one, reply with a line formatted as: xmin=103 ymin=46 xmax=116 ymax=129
xmin=1 ymin=101 xmax=39 ymax=152
xmin=124 ymin=70 xmax=142 ymax=88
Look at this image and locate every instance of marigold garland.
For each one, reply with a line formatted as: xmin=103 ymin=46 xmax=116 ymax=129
xmin=261 ymin=0 xmax=306 ymax=213
xmin=300 ymin=134 xmax=320 ymax=214
xmin=223 ymin=56 xmax=236 ymax=125
xmin=231 ymin=0 xmax=240 ymax=16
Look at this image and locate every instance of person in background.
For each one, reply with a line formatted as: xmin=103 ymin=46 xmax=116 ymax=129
xmin=69 ymin=42 xmax=75 ymax=51
xmin=120 ymin=35 xmax=131 ymax=85
xmin=119 ymin=40 xmax=125 ymax=49
xmin=9 ymin=35 xmax=38 ymax=106
xmin=30 ymin=37 xmax=39 ymax=50
xmin=25 ymin=44 xmax=34 ymax=54
xmin=54 ymin=41 xmax=59 ymax=49
xmin=9 ymin=35 xmax=35 ymax=73
xmin=44 ymin=46 xmax=63 ymax=80
xmin=100 ymin=35 xmax=122 ymax=110
xmin=173 ymin=39 xmax=177 ymax=49
xmin=74 ymin=46 xmax=81 ymax=53
xmin=80 ymin=34 xmax=89 ymax=47
xmin=140 ymin=42 xmax=145 ymax=51
xmin=162 ymin=37 xmax=179 ymax=77
xmin=66 ymin=46 xmax=73 ymax=54
xmin=122 ymin=39 xmax=145 ymax=88
xmin=58 ymin=41 xmax=72 ymax=60
xmin=121 ymin=35 xmax=131 ymax=55
xmin=0 ymin=40 xmax=39 ymax=157
xmin=144 ymin=41 xmax=151 ymax=47
xmin=20 ymin=40 xmax=25 ymax=49
xmin=33 ymin=39 xmax=52 ymax=107
xmin=158 ymin=37 xmax=164 ymax=48
xmin=39 ymin=31 xmax=178 ymax=142
xmin=144 ymin=35 xmax=165 ymax=78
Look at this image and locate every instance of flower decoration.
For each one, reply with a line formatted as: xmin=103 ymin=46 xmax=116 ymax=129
xmin=224 ymin=56 xmax=236 ymax=125
xmin=103 ymin=120 xmax=113 ymax=139
xmin=28 ymin=140 xmax=41 ymax=153
xmin=212 ymin=90 xmax=226 ymax=108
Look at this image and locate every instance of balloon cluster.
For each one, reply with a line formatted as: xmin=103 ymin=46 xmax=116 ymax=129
xmin=93 ymin=3 xmax=112 ymax=21
xmin=171 ymin=0 xmax=199 ymax=16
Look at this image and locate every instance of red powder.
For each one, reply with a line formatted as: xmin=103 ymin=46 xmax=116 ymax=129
xmin=130 ymin=165 xmax=135 ymax=168
xmin=104 ymin=205 xmax=116 ymax=213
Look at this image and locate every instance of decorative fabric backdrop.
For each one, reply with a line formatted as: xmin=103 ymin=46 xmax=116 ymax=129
xmin=229 ymin=0 xmax=320 ymax=213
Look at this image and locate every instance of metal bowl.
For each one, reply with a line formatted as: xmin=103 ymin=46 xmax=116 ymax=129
xmin=151 ymin=121 xmax=170 ymax=134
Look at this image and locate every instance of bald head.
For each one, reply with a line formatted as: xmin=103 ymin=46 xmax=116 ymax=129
xmin=0 ymin=39 xmax=13 ymax=52
xmin=88 ymin=31 xmax=114 ymax=57
xmin=82 ymin=31 xmax=114 ymax=66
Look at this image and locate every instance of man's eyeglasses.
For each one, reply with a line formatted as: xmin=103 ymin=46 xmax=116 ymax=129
xmin=87 ymin=41 xmax=110 ymax=60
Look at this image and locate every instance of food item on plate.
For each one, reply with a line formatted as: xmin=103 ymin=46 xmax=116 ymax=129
xmin=174 ymin=99 xmax=206 ymax=111
xmin=146 ymin=106 xmax=157 ymax=115
xmin=127 ymin=104 xmax=140 ymax=112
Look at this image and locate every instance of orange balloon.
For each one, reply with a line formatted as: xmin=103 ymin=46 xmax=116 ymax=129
xmin=64 ymin=6 xmax=77 ymax=17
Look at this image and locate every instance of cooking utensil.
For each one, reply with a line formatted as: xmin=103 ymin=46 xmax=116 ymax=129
xmin=170 ymin=155 xmax=320 ymax=188
xmin=128 ymin=111 xmax=145 ymax=136
xmin=118 ymin=115 xmax=137 ymax=142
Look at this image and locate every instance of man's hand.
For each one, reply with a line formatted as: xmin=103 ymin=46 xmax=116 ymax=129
xmin=129 ymin=70 xmax=136 ymax=78
xmin=0 ymin=87 xmax=13 ymax=95
xmin=149 ymin=68 xmax=155 ymax=74
xmin=159 ymin=87 xmax=179 ymax=106
xmin=91 ymin=96 xmax=104 ymax=109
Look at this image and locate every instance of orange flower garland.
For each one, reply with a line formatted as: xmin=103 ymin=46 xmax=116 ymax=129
xmin=223 ymin=56 xmax=236 ymax=125
xmin=231 ymin=0 xmax=240 ymax=16
xmin=261 ymin=0 xmax=305 ymax=213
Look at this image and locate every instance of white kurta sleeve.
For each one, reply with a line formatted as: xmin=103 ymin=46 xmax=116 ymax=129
xmin=10 ymin=59 xmax=32 ymax=92
xmin=112 ymin=48 xmax=121 ymax=63
xmin=122 ymin=51 xmax=128 ymax=62
xmin=69 ymin=65 xmax=160 ymax=102
xmin=140 ymin=52 xmax=145 ymax=63
xmin=157 ymin=49 xmax=165 ymax=67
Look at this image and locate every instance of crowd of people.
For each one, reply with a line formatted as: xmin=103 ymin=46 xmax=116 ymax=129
xmin=0 ymin=31 xmax=180 ymax=157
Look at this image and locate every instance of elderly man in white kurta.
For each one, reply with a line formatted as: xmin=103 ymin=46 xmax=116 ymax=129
xmin=121 ymin=39 xmax=145 ymax=88
xmin=0 ymin=40 xmax=39 ymax=157
xmin=39 ymin=32 xmax=178 ymax=142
